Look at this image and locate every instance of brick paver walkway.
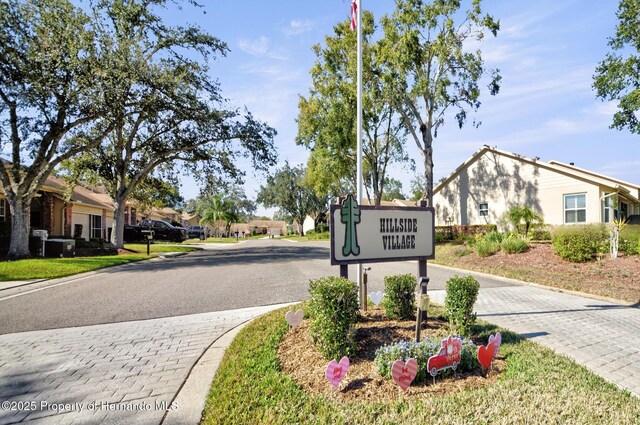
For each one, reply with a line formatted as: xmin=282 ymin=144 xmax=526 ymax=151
xmin=429 ymin=283 xmax=640 ymax=397
xmin=0 ymin=304 xmax=287 ymax=424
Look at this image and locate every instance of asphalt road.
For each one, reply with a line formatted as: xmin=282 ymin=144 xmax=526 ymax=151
xmin=0 ymin=238 xmax=517 ymax=334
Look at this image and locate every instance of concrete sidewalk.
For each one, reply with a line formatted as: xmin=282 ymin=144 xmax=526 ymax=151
xmin=429 ymin=283 xmax=640 ymax=397
xmin=0 ymin=303 xmax=293 ymax=425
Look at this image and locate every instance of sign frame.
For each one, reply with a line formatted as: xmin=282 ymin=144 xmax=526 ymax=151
xmin=329 ymin=197 xmax=435 ymax=265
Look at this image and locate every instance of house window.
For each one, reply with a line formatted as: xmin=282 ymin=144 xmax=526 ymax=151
xmin=479 ymin=203 xmax=488 ymax=217
xmin=90 ymin=215 xmax=102 ymax=239
xmin=602 ymin=194 xmax=614 ymax=223
xmin=564 ymin=194 xmax=586 ymax=224
xmin=0 ymin=199 xmax=5 ymax=222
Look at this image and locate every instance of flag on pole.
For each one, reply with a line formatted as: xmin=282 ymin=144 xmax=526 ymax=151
xmin=350 ymin=0 xmax=357 ymax=30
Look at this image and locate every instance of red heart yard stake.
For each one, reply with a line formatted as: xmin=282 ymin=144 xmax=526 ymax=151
xmin=477 ymin=341 xmax=496 ymax=370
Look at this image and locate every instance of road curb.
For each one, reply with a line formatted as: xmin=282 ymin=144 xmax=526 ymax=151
xmin=162 ymin=302 xmax=297 ymax=425
xmin=161 ymin=320 xmax=251 ymax=425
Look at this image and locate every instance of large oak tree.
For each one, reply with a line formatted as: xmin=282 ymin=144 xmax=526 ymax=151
xmin=66 ymin=0 xmax=276 ymax=248
xmin=0 ymin=0 xmax=109 ymax=257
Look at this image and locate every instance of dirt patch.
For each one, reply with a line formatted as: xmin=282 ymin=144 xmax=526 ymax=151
xmin=435 ymin=243 xmax=640 ymax=303
xmin=278 ymin=307 xmax=504 ymax=402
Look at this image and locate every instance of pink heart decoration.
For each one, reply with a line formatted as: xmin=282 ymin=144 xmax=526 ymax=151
xmin=488 ymin=332 xmax=502 ymax=357
xmin=285 ymin=309 xmax=304 ymax=328
xmin=325 ymin=356 xmax=349 ymax=388
xmin=477 ymin=342 xmax=496 ymax=369
xmin=391 ymin=359 xmax=418 ymax=392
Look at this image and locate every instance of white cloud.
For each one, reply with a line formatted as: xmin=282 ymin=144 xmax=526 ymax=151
xmin=283 ymin=19 xmax=313 ymax=36
xmin=238 ymin=36 xmax=270 ymax=56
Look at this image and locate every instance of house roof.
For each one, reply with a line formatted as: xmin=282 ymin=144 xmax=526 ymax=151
xmin=45 ymin=175 xmax=114 ymax=210
xmin=434 ymin=145 xmax=640 ymax=201
xmin=548 ymin=160 xmax=640 ymax=192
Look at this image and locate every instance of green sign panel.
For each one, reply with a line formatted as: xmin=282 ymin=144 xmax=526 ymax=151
xmin=330 ymin=195 xmax=435 ymax=265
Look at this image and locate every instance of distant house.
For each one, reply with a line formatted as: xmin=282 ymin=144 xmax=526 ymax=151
xmin=432 ymin=145 xmax=640 ymax=228
xmin=228 ymin=221 xmax=286 ymax=237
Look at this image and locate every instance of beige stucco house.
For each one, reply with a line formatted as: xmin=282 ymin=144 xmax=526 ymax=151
xmin=433 ymin=146 xmax=640 ymax=228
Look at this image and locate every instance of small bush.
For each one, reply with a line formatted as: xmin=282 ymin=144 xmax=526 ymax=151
xmin=530 ymin=225 xmax=553 ymax=241
xmin=382 ymin=274 xmax=415 ymax=320
xmin=619 ymin=225 xmax=640 ymax=255
xmin=475 ymin=239 xmax=500 ymax=257
xmin=484 ymin=231 xmax=505 ymax=244
xmin=308 ymin=276 xmax=359 ymax=360
xmin=445 ymin=275 xmax=480 ymax=337
xmin=552 ymin=224 xmax=608 ymax=262
xmin=374 ymin=337 xmax=478 ymax=381
xmin=501 ymin=236 xmax=531 ymax=254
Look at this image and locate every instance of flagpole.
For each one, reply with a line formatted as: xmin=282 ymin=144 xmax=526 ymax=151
xmin=356 ymin=0 xmax=364 ymax=309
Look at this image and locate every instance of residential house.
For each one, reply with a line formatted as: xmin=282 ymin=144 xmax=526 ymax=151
xmin=432 ymin=146 xmax=640 ymax=228
xmin=1 ymin=174 xmax=184 ymax=251
xmin=0 ymin=175 xmax=114 ymax=245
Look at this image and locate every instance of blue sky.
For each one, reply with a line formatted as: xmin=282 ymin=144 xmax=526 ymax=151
xmin=169 ymin=0 xmax=639 ymax=214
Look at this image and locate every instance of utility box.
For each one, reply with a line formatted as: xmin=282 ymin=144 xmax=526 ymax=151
xmin=32 ymin=229 xmax=49 ymax=257
xmin=45 ymin=239 xmax=76 ymax=258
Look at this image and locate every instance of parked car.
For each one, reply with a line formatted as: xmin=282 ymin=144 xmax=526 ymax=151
xmin=187 ymin=225 xmax=207 ymax=239
xmin=124 ymin=220 xmax=188 ymax=243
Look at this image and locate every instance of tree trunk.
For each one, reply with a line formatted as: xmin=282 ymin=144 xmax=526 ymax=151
xmin=8 ymin=196 xmax=32 ymax=258
xmin=420 ymin=124 xmax=433 ymax=207
xmin=111 ymin=200 xmax=127 ymax=249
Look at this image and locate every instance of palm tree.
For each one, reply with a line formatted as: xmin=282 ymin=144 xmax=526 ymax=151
xmin=200 ymin=194 xmax=225 ymax=237
xmin=507 ymin=205 xmax=543 ymax=236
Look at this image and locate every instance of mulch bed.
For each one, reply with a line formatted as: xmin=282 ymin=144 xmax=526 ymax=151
xmin=278 ymin=307 xmax=504 ymax=402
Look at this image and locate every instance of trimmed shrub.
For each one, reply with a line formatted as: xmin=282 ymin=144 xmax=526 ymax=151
xmin=475 ymin=239 xmax=500 ymax=257
xmin=552 ymin=224 xmax=608 ymax=262
xmin=308 ymin=276 xmax=359 ymax=360
xmin=501 ymin=236 xmax=531 ymax=254
xmin=619 ymin=225 xmax=640 ymax=256
xmin=374 ymin=337 xmax=478 ymax=381
xmin=435 ymin=224 xmax=497 ymax=241
xmin=382 ymin=274 xmax=416 ymax=320
xmin=445 ymin=275 xmax=480 ymax=337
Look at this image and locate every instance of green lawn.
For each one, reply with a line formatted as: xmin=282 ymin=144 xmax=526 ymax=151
xmin=202 ymin=305 xmax=640 ymax=424
xmin=0 ymin=244 xmax=199 ymax=282
xmin=0 ymin=254 xmax=150 ymax=281
xmin=124 ymin=243 xmax=200 ymax=253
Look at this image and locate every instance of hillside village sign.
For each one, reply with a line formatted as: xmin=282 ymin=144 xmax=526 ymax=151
xmin=330 ymin=195 xmax=435 ymax=265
